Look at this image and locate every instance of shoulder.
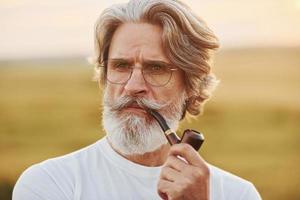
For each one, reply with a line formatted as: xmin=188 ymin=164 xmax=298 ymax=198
xmin=13 ymin=163 xmax=71 ymax=200
xmin=208 ymin=164 xmax=262 ymax=200
xmin=13 ymin=139 xmax=103 ymax=200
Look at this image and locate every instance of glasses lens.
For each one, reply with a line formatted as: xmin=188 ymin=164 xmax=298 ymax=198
xmin=143 ymin=73 xmax=172 ymax=86
xmin=107 ymin=60 xmax=131 ymax=84
xmin=143 ymin=63 xmax=173 ymax=86
xmin=106 ymin=59 xmax=175 ymax=86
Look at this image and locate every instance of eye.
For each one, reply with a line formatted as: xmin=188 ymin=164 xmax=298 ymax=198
xmin=145 ymin=64 xmax=167 ymax=75
xmin=151 ymin=65 xmax=162 ymax=71
xmin=112 ymin=62 xmax=130 ymax=71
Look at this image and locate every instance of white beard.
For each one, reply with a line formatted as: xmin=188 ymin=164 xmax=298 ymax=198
xmin=102 ymin=90 xmax=187 ymax=155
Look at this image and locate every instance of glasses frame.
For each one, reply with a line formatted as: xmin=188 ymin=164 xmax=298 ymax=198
xmin=100 ymin=60 xmax=179 ymax=87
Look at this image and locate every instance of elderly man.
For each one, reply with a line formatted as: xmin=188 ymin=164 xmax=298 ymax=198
xmin=13 ymin=0 xmax=261 ymax=199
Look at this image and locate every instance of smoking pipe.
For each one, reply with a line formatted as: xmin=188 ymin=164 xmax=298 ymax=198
xmin=146 ymin=109 xmax=204 ymax=151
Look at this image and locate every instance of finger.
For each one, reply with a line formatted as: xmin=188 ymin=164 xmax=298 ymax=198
xmin=158 ymin=179 xmax=185 ymax=200
xmin=158 ymin=191 xmax=168 ymax=200
xmin=157 ymin=179 xmax=173 ymax=200
xmin=164 ymin=155 xmax=188 ymax=172
xmin=169 ymin=143 xmax=206 ymax=167
xmin=160 ymin=166 xmax=182 ymax=182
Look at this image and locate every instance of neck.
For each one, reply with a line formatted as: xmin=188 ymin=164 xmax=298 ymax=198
xmin=107 ymin=139 xmax=170 ymax=167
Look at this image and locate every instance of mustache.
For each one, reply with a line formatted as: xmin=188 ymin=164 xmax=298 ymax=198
xmin=105 ymin=95 xmax=169 ymax=111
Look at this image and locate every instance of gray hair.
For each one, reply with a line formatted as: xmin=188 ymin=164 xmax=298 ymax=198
xmin=93 ymin=0 xmax=220 ymax=116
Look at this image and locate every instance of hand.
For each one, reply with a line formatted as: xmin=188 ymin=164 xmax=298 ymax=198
xmin=157 ymin=143 xmax=210 ymax=200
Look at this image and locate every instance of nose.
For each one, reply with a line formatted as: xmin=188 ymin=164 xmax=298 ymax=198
xmin=124 ymin=67 xmax=148 ymax=96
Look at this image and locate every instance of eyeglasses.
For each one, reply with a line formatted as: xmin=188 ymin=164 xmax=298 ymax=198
xmin=103 ymin=59 xmax=178 ymax=87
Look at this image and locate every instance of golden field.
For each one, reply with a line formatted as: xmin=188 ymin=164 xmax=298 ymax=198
xmin=0 ymin=48 xmax=299 ymax=200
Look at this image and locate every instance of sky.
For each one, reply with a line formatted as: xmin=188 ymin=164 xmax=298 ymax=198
xmin=1 ymin=0 xmax=300 ymax=59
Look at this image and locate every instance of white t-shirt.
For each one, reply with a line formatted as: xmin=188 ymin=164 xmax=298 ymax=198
xmin=13 ymin=137 xmax=261 ymax=200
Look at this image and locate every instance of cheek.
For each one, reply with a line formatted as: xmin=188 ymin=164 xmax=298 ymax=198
xmin=168 ymin=73 xmax=186 ymax=92
xmin=153 ymin=83 xmax=185 ymax=103
xmin=105 ymin=83 xmax=123 ymax=100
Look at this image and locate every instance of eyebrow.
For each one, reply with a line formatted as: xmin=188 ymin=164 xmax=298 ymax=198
xmin=108 ymin=58 xmax=172 ymax=66
xmin=143 ymin=60 xmax=172 ymax=67
xmin=108 ymin=58 xmax=133 ymax=66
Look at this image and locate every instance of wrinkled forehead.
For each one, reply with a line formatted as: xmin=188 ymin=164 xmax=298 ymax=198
xmin=108 ymin=23 xmax=170 ymax=63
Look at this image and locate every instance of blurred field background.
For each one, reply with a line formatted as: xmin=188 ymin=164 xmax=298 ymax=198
xmin=1 ymin=0 xmax=300 ymax=199
xmin=0 ymin=47 xmax=299 ymax=200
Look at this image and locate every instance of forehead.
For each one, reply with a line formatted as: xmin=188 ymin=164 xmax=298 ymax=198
xmin=108 ymin=23 xmax=169 ymax=62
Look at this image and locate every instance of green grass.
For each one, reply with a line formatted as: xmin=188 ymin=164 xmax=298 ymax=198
xmin=1 ymin=48 xmax=300 ymax=200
